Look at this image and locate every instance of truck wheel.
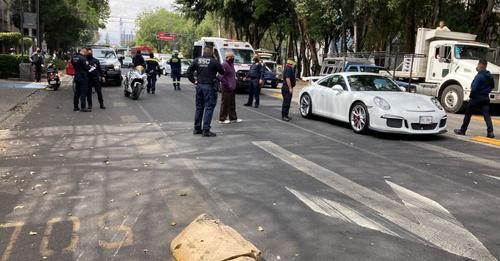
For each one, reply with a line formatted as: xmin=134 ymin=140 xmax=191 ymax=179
xmin=440 ymin=84 xmax=464 ymax=113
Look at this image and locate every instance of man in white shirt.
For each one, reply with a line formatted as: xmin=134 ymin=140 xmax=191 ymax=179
xmin=436 ymin=20 xmax=451 ymax=31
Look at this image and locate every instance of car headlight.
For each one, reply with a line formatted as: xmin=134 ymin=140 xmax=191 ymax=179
xmin=374 ymin=96 xmax=391 ymax=110
xmin=431 ymin=97 xmax=443 ymax=110
xmin=114 ymin=63 xmax=121 ymax=70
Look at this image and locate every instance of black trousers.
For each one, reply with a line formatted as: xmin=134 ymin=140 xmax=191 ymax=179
xmin=34 ymin=65 xmax=42 ymax=82
xmin=87 ymin=78 xmax=104 ymax=107
xmin=73 ymin=74 xmax=89 ymax=109
xmin=281 ymin=86 xmax=293 ymax=117
xmin=460 ymin=96 xmax=494 ymax=132
xmin=246 ymin=79 xmax=260 ymax=105
xmin=219 ymin=90 xmax=237 ymax=121
xmin=147 ymin=73 xmax=157 ymax=93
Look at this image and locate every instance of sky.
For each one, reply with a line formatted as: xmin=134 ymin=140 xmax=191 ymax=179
xmin=98 ymin=0 xmax=175 ymax=45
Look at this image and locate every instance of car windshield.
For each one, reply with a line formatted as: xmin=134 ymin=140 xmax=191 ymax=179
xmin=454 ymin=45 xmax=489 ymax=60
xmin=360 ymin=66 xmax=381 ymax=73
xmin=93 ymin=49 xmax=117 ymax=59
xmin=347 ymin=75 xmax=401 ymax=92
xmin=220 ymin=48 xmax=254 ymax=64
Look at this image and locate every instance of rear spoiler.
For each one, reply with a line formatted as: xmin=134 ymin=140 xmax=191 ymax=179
xmin=302 ymin=76 xmax=322 ymax=84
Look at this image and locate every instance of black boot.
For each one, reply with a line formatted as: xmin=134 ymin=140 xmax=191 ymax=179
xmin=487 ymin=131 xmax=495 ymax=139
xmin=202 ymin=130 xmax=217 ymax=137
xmin=454 ymin=129 xmax=466 ymax=135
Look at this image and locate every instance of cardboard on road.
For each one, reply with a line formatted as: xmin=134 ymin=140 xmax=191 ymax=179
xmin=170 ymin=214 xmax=262 ymax=261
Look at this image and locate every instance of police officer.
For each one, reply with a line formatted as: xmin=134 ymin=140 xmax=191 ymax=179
xmin=168 ymin=51 xmax=182 ymax=91
xmin=86 ymin=49 xmax=106 ymax=109
xmin=187 ymin=46 xmax=225 ymax=137
xmin=454 ymin=59 xmax=495 ymax=138
xmin=146 ymin=53 xmax=160 ymax=94
xmin=244 ymin=55 xmax=264 ymax=108
xmin=72 ymin=47 xmax=92 ymax=112
xmin=31 ymin=48 xmax=44 ymax=82
xmin=132 ymin=50 xmax=145 ymax=68
xmin=281 ymin=59 xmax=296 ymax=121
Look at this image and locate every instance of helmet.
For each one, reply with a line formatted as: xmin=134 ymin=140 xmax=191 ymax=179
xmin=135 ymin=65 xmax=145 ymax=72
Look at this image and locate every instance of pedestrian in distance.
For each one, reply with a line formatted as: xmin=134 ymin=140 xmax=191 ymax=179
xmin=86 ymin=48 xmax=106 ymax=109
xmin=72 ymin=47 xmax=94 ymax=112
xmin=132 ymin=50 xmax=145 ymax=68
xmin=187 ymin=46 xmax=225 ymax=137
xmin=454 ymin=59 xmax=495 ymax=138
xmin=436 ymin=20 xmax=451 ymax=31
xmin=244 ymin=55 xmax=265 ymax=108
xmin=168 ymin=51 xmax=182 ymax=91
xmin=146 ymin=53 xmax=161 ymax=94
xmin=281 ymin=59 xmax=297 ymax=122
xmin=218 ymin=51 xmax=242 ymax=124
xmin=31 ymin=48 xmax=44 ymax=82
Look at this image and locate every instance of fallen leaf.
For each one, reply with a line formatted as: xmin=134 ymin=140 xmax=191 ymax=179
xmin=14 ymin=205 xmax=24 ymax=210
xmin=135 ymin=192 xmax=142 ymax=196
xmin=42 ymin=191 xmax=48 ymax=195
xmin=132 ymin=169 xmax=139 ymax=172
xmin=110 ymin=199 xmax=114 ymax=203
xmin=258 ymin=226 xmax=264 ymax=232
xmin=29 ymin=171 xmax=36 ymax=175
xmin=170 ymin=221 xmax=177 ymax=226
xmin=67 ymin=212 xmax=72 ymax=216
xmin=103 ymin=160 xmax=110 ymax=165
xmin=143 ymin=249 xmax=149 ymax=253
xmin=29 ymin=231 xmax=38 ymax=236
xmin=179 ymin=192 xmax=188 ymax=197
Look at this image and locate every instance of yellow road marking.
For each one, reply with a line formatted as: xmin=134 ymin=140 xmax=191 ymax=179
xmin=1 ymin=222 xmax=25 ymax=261
xmin=472 ymin=116 xmax=500 ymax=125
xmin=471 ymin=136 xmax=500 ymax=147
xmin=268 ymin=92 xmax=283 ymax=100
xmin=40 ymin=217 xmax=80 ymax=257
xmin=98 ymin=213 xmax=133 ymax=249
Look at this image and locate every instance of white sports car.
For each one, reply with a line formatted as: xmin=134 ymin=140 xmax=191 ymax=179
xmin=299 ymin=73 xmax=447 ymax=135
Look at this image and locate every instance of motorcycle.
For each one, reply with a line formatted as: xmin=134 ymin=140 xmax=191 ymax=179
xmin=123 ymin=66 xmax=147 ymax=100
xmin=47 ymin=63 xmax=60 ymax=90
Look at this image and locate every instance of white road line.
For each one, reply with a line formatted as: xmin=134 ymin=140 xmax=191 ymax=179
xmin=255 ymin=141 xmax=496 ymax=261
xmin=484 ymin=174 xmax=500 ymax=181
xmin=407 ymin=141 xmax=500 ymax=170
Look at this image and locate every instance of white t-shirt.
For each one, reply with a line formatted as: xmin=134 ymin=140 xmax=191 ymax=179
xmin=436 ymin=26 xmax=451 ymax=31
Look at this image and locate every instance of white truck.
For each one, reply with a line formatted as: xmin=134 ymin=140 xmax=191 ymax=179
xmin=394 ymin=28 xmax=500 ymax=112
xmin=193 ymin=37 xmax=256 ymax=92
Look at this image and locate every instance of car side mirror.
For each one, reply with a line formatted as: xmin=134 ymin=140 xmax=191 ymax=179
xmin=331 ymin=85 xmax=344 ymax=92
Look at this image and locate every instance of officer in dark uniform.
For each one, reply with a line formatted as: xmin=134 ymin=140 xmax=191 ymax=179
xmin=145 ymin=53 xmax=160 ymax=94
xmin=281 ymin=59 xmax=296 ymax=121
xmin=30 ymin=48 xmax=44 ymax=82
xmin=86 ymin=49 xmax=106 ymax=109
xmin=132 ymin=50 xmax=145 ymax=68
xmin=244 ymin=55 xmax=264 ymax=108
xmin=168 ymin=51 xmax=182 ymax=91
xmin=187 ymin=46 xmax=225 ymax=137
xmin=72 ymin=47 xmax=92 ymax=112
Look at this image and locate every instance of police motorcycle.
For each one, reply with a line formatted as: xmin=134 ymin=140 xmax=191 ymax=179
xmin=46 ymin=63 xmax=61 ymax=90
xmin=123 ymin=65 xmax=147 ymax=100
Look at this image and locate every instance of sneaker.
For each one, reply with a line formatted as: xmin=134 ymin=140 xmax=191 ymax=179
xmin=231 ymin=119 xmax=243 ymax=123
xmin=487 ymin=131 xmax=495 ymax=139
xmin=100 ymin=105 xmax=106 ymax=109
xmin=223 ymin=120 xmax=231 ymax=124
xmin=202 ymin=131 xmax=217 ymax=137
xmin=81 ymin=108 xmax=92 ymax=112
xmin=454 ymin=129 xmax=466 ymax=135
xmin=193 ymin=129 xmax=202 ymax=135
xmin=282 ymin=116 xmax=291 ymax=122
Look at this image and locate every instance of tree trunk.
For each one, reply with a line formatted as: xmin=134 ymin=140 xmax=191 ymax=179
xmin=404 ymin=0 xmax=416 ymax=53
xmin=432 ymin=0 xmax=443 ymax=26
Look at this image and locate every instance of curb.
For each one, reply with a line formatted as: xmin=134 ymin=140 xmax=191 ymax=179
xmin=0 ymin=88 xmax=41 ymax=124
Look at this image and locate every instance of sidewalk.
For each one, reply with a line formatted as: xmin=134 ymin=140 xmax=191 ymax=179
xmin=261 ymin=82 xmax=500 ymax=146
xmin=0 ymin=79 xmax=46 ymax=123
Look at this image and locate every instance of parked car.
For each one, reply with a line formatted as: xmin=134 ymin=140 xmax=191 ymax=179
xmin=91 ymin=46 xmax=122 ymax=85
xmin=299 ymin=72 xmax=447 ymax=135
xmin=262 ymin=60 xmax=278 ymax=88
xmin=122 ymin=57 xmax=133 ymax=68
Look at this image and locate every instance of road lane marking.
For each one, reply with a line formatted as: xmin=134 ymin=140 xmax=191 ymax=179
xmin=98 ymin=213 xmax=134 ymax=250
xmin=484 ymin=174 xmax=500 ymax=181
xmin=120 ymin=115 xmax=140 ymax=123
xmin=40 ymin=217 xmax=80 ymax=257
xmin=471 ymin=136 xmax=500 ymax=147
xmin=0 ymin=222 xmax=25 ymax=261
xmin=407 ymin=142 xmax=500 ymax=170
xmin=254 ymin=141 xmax=496 ymax=261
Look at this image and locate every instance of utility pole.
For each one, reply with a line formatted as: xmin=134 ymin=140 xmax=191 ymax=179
xmin=20 ymin=0 xmax=25 ymax=56
xmin=36 ymin=0 xmax=41 ymax=49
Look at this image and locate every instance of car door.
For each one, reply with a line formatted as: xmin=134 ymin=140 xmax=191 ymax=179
xmin=313 ymin=76 xmax=334 ymax=116
xmin=323 ymin=75 xmax=351 ymax=121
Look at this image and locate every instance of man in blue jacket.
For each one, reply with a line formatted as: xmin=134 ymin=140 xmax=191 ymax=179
xmin=244 ymin=55 xmax=264 ymax=108
xmin=454 ymin=59 xmax=495 ymax=138
xmin=168 ymin=51 xmax=182 ymax=91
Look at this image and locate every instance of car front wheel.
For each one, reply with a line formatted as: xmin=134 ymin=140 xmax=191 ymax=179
xmin=300 ymin=94 xmax=313 ymax=118
xmin=350 ymin=102 xmax=370 ymax=134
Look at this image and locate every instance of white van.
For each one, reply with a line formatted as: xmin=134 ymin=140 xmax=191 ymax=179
xmin=193 ymin=37 xmax=255 ymax=92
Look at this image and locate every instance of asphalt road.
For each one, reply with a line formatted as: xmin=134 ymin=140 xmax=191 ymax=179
xmin=0 ymin=75 xmax=499 ymax=261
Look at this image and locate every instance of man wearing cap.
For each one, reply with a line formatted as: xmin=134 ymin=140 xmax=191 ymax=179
xmin=454 ymin=59 xmax=495 ymax=138
xmin=244 ymin=55 xmax=264 ymax=108
xmin=169 ymin=51 xmax=182 ymax=91
xmin=281 ymin=59 xmax=296 ymax=121
xmin=31 ymin=48 xmax=44 ymax=82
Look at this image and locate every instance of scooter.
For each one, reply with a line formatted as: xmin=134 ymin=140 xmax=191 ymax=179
xmin=47 ymin=63 xmax=60 ymax=90
xmin=123 ymin=66 xmax=147 ymax=100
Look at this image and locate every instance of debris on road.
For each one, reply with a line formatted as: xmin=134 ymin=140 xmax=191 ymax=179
xmin=179 ymin=192 xmax=188 ymax=197
xmin=171 ymin=221 xmax=177 ymax=226
xmin=258 ymin=226 xmax=264 ymax=232
xmin=29 ymin=231 xmax=37 ymax=236
xmin=170 ymin=213 xmax=262 ymax=261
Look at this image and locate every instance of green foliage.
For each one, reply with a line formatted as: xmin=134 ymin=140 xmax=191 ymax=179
xmin=0 ymin=32 xmax=23 ymax=45
xmin=135 ymin=9 xmax=218 ymax=58
xmin=0 ymin=54 xmax=30 ymax=78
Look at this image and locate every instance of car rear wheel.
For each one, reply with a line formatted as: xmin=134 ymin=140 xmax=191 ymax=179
xmin=350 ymin=102 xmax=370 ymax=134
xmin=300 ymin=94 xmax=313 ymax=118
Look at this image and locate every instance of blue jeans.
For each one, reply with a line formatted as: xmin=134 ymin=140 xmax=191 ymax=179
xmin=281 ymin=86 xmax=293 ymax=117
xmin=247 ymin=79 xmax=260 ymax=105
xmin=195 ymin=84 xmax=218 ymax=131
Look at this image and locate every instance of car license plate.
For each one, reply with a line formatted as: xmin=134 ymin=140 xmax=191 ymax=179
xmin=266 ymin=80 xmax=272 ymax=83
xmin=419 ymin=116 xmax=433 ymax=125
xmin=49 ymin=81 xmax=57 ymax=84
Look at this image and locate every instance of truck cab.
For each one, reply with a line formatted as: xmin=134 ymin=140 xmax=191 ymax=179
xmin=395 ymin=28 xmax=500 ymax=112
xmin=193 ymin=37 xmax=255 ymax=92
